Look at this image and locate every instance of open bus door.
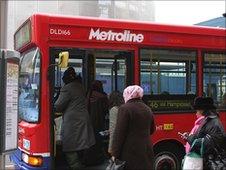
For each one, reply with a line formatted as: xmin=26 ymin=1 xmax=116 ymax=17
xmin=49 ymin=48 xmax=134 ymax=169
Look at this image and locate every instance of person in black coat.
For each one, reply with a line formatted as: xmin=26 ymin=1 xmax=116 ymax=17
xmin=181 ymin=97 xmax=226 ymax=169
xmin=87 ymin=80 xmax=109 ymax=133
xmin=111 ymin=85 xmax=155 ymax=170
xmin=84 ymin=80 xmax=109 ymax=165
xmin=55 ymin=67 xmax=95 ymax=170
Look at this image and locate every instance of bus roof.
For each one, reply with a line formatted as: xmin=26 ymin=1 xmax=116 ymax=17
xmin=14 ymin=13 xmax=226 ymax=51
xmin=39 ymin=13 xmax=226 ymax=36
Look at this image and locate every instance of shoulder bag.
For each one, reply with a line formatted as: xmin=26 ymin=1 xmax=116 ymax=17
xmin=205 ymin=134 xmax=226 ymax=170
xmin=182 ymin=138 xmax=204 ymax=170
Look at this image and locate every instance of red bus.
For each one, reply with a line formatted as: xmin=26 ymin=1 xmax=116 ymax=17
xmin=11 ymin=14 xmax=226 ymax=169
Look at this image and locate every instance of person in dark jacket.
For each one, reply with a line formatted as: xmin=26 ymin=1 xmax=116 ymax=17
xmin=84 ymin=80 xmax=109 ymax=165
xmin=181 ymin=97 xmax=226 ymax=169
xmin=87 ymin=80 xmax=109 ymax=133
xmin=111 ymin=85 xmax=156 ymax=170
xmin=54 ymin=67 xmax=95 ymax=170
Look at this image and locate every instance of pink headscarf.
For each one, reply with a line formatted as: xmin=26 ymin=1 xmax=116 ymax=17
xmin=123 ymin=85 xmax=144 ymax=103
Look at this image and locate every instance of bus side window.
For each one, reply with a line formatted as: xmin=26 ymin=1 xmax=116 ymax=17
xmin=203 ymin=53 xmax=226 ymax=108
xmin=140 ymin=49 xmax=196 ymax=95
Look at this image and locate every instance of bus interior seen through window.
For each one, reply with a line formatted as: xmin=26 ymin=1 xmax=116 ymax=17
xmin=203 ymin=52 xmax=226 ymax=108
xmin=140 ymin=49 xmax=196 ymax=95
xmin=51 ymin=48 xmax=132 ymax=95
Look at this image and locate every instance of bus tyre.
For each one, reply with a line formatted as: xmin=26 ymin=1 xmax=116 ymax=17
xmin=154 ymin=144 xmax=183 ymax=170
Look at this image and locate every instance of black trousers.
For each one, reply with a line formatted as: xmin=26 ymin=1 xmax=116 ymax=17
xmin=65 ymin=151 xmax=85 ymax=170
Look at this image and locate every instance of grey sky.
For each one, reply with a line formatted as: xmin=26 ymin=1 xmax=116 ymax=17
xmin=154 ymin=1 xmax=225 ymax=25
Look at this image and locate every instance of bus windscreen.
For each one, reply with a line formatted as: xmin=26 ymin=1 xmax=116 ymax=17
xmin=19 ymin=48 xmax=40 ymax=123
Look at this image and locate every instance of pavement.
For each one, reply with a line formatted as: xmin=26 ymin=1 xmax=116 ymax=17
xmin=1 ymin=154 xmax=109 ymax=170
xmin=84 ymin=160 xmax=109 ymax=170
xmin=1 ymin=157 xmax=109 ymax=170
xmin=1 ymin=154 xmax=15 ymax=170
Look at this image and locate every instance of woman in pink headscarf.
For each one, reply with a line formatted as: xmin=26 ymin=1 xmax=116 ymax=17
xmin=111 ymin=85 xmax=156 ymax=170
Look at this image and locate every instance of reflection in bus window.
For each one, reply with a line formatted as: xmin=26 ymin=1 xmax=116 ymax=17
xmin=19 ymin=48 xmax=40 ymax=122
xmin=96 ymin=58 xmax=126 ymax=94
xmin=203 ymin=53 xmax=226 ymax=108
xmin=140 ymin=49 xmax=196 ymax=95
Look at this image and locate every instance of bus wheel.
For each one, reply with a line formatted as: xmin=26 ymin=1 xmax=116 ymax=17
xmin=154 ymin=143 xmax=184 ymax=170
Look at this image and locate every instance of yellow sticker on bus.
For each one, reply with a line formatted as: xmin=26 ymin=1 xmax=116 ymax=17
xmin=163 ymin=123 xmax=174 ymax=130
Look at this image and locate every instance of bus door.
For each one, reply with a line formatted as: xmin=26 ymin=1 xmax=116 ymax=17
xmin=50 ymin=48 xmax=134 ymax=169
xmin=50 ymin=48 xmax=86 ymax=169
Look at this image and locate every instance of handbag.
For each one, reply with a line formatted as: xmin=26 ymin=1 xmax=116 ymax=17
xmin=182 ymin=138 xmax=204 ymax=170
xmin=205 ymin=135 xmax=226 ymax=170
xmin=207 ymin=156 xmax=226 ymax=170
xmin=106 ymin=159 xmax=126 ymax=170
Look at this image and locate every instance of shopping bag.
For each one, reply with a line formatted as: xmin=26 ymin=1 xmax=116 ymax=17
xmin=182 ymin=152 xmax=203 ymax=170
xmin=54 ymin=116 xmax=62 ymax=142
xmin=182 ymin=138 xmax=204 ymax=170
xmin=106 ymin=159 xmax=126 ymax=170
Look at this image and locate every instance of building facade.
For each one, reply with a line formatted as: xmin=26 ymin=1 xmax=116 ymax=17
xmin=0 ymin=1 xmax=7 ymax=48
xmin=3 ymin=1 xmax=155 ymax=49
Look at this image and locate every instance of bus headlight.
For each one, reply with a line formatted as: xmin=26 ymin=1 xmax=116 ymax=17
xmin=22 ymin=153 xmax=43 ymax=166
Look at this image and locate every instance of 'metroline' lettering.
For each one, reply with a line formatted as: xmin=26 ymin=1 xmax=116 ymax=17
xmin=89 ymin=28 xmax=144 ymax=43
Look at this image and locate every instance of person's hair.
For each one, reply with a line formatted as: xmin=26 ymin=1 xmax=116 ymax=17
xmin=91 ymin=80 xmax=104 ymax=93
xmin=86 ymin=80 xmax=104 ymax=108
xmin=62 ymin=67 xmax=76 ymax=84
xmin=203 ymin=109 xmax=219 ymax=117
xmin=109 ymin=91 xmax=124 ymax=109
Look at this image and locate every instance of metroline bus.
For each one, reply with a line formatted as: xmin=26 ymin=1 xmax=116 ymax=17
xmin=11 ymin=14 xmax=226 ymax=169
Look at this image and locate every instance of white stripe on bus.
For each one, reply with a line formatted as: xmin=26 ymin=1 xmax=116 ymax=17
xmin=18 ymin=147 xmax=50 ymax=157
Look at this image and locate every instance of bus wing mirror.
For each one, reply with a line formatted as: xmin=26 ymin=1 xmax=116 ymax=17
xmin=58 ymin=51 xmax=69 ymax=68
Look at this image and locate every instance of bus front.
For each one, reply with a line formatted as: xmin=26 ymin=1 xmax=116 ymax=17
xmin=11 ymin=18 xmax=50 ymax=170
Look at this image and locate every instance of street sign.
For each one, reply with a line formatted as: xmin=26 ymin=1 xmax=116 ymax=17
xmin=0 ymin=49 xmax=20 ymax=154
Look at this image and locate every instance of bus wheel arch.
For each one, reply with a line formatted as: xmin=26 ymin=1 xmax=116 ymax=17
xmin=153 ymin=140 xmax=185 ymax=170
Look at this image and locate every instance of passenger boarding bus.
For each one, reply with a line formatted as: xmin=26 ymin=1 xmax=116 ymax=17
xmin=11 ymin=14 xmax=226 ymax=169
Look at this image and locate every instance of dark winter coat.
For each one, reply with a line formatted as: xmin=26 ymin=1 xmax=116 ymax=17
xmin=55 ymin=80 xmax=95 ymax=152
xmin=87 ymin=90 xmax=109 ymax=132
xmin=187 ymin=112 xmax=225 ymax=161
xmin=82 ymin=90 xmax=109 ymax=165
xmin=111 ymin=98 xmax=155 ymax=170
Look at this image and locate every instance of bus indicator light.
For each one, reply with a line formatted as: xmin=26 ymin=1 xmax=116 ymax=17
xmin=22 ymin=153 xmax=29 ymax=163
xmin=22 ymin=153 xmax=43 ymax=166
xmin=163 ymin=123 xmax=174 ymax=130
